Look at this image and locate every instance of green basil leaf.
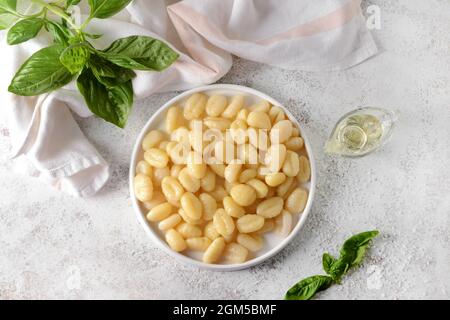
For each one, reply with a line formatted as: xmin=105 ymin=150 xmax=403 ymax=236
xmin=8 ymin=45 xmax=74 ymax=96
xmin=45 ymin=20 xmax=71 ymax=45
xmin=322 ymin=253 xmax=336 ymax=275
xmin=88 ymin=54 xmax=135 ymax=88
xmin=340 ymin=230 xmax=379 ymax=266
xmin=285 ymin=275 xmax=333 ymax=301
xmin=327 ymin=258 xmax=349 ymax=283
xmin=0 ymin=12 xmax=16 ymax=30
xmin=88 ymin=0 xmax=132 ymax=19
xmin=66 ymin=0 xmax=81 ymax=7
xmin=77 ymin=67 xmax=133 ymax=128
xmin=328 ymin=230 xmax=379 ymax=281
xmin=101 ymin=35 xmax=179 ymax=71
xmin=0 ymin=0 xmax=17 ymax=13
xmin=60 ymin=43 xmax=90 ymax=74
xmin=7 ymin=18 xmax=44 ymax=45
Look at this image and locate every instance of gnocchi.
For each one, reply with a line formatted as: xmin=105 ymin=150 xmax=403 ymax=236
xmin=236 ymin=214 xmax=264 ymax=233
xmin=134 ymin=92 xmax=311 ymax=264
xmin=223 ymin=243 xmax=249 ymax=263
xmin=236 ymin=233 xmax=263 ymax=252
xmin=203 ymin=237 xmax=226 ymax=263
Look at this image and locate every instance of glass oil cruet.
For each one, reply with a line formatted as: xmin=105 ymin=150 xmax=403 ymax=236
xmin=325 ymin=107 xmax=396 ymax=157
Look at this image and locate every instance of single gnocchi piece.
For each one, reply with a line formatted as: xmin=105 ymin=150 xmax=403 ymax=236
xmin=204 ymin=221 xmax=221 ymax=240
xmin=286 ymin=136 xmax=304 ymax=151
xmin=297 ymin=156 xmax=311 ymax=183
xmin=275 ymin=210 xmax=293 ymax=237
xmin=161 ymin=176 xmax=185 ymax=202
xmin=223 ymin=196 xmax=245 ymax=218
xmin=265 ymin=144 xmax=287 ymax=173
xmin=180 ymin=192 xmax=203 ymax=220
xmin=203 ymin=237 xmax=226 ymax=263
xmin=176 ymin=222 xmax=202 ymax=238
xmin=166 ymin=106 xmax=183 ymax=133
xmin=222 ymin=95 xmax=244 ymax=119
xmin=236 ymin=233 xmax=263 ymax=252
xmin=256 ymin=197 xmax=284 ymax=218
xmin=230 ymin=184 xmax=257 ymax=206
xmin=224 ymin=160 xmax=242 ymax=183
xmin=199 ymin=193 xmax=217 ymax=220
xmin=184 ymin=93 xmax=207 ymax=120
xmin=147 ymin=202 xmax=173 ymax=222
xmin=236 ymin=214 xmax=265 ymax=233
xmin=268 ymin=106 xmax=285 ymax=124
xmin=282 ymin=150 xmax=300 ymax=177
xmin=159 ymin=213 xmax=182 ymax=231
xmin=186 ymin=237 xmax=211 ymax=251
xmin=247 ymin=111 xmax=271 ymax=130
xmin=142 ymin=130 xmax=165 ymax=151
xmin=178 ymin=167 xmax=201 ymax=193
xmin=136 ymin=160 xmax=153 ymax=176
xmin=134 ymin=174 xmax=153 ymax=202
xmin=285 ymin=187 xmax=308 ymax=213
xmin=213 ymin=209 xmax=235 ymax=237
xmin=144 ymin=148 xmax=169 ymax=168
xmin=270 ymin=120 xmax=292 ymax=144
xmin=223 ymin=243 xmax=249 ymax=264
xmin=206 ymin=95 xmax=228 ymax=117
xmin=265 ymin=172 xmax=287 ymax=187
xmin=165 ymin=229 xmax=187 ymax=252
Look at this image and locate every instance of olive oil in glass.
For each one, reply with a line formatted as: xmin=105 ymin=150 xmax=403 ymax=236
xmin=325 ymin=107 xmax=396 ymax=157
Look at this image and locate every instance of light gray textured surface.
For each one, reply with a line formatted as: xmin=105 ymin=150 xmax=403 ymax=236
xmin=1 ymin=0 xmax=449 ymax=300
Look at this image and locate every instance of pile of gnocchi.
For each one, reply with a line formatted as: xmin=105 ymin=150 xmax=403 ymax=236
xmin=133 ymin=92 xmax=311 ymax=265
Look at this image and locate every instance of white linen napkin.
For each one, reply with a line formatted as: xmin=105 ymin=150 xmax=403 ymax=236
xmin=0 ymin=0 xmax=377 ymax=197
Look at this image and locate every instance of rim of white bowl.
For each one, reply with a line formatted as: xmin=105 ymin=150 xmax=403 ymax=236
xmin=130 ymin=84 xmax=316 ymax=271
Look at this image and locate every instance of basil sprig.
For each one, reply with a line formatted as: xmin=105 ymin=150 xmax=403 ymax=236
xmin=285 ymin=230 xmax=379 ymax=300
xmin=3 ymin=0 xmax=179 ymax=128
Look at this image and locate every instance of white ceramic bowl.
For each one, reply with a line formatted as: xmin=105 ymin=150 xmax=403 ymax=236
xmin=130 ymin=84 xmax=316 ymax=271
